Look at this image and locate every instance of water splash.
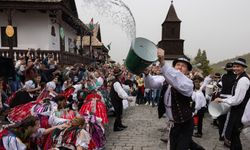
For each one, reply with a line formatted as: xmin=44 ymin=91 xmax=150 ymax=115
xmin=78 ymin=0 xmax=136 ymax=40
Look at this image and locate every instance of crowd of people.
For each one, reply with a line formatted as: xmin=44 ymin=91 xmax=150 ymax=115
xmin=0 ymin=49 xmax=144 ymax=150
xmin=0 ymin=48 xmax=250 ymax=150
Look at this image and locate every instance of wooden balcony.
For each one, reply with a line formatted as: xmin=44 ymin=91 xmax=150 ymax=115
xmin=0 ymin=49 xmax=94 ymax=65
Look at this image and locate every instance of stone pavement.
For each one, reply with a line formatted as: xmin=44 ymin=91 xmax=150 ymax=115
xmin=105 ymin=105 xmax=250 ymax=150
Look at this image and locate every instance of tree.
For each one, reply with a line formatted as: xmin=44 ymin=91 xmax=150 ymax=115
xmin=194 ymin=49 xmax=202 ymax=64
xmin=193 ymin=49 xmax=212 ymax=76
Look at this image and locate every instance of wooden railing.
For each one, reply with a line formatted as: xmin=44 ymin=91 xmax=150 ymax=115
xmin=60 ymin=52 xmax=93 ymax=65
xmin=0 ymin=49 xmax=95 ymax=65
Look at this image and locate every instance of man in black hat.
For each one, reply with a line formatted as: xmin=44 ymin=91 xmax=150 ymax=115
xmin=110 ymin=67 xmax=134 ymax=131
xmin=215 ymin=58 xmax=250 ymax=150
xmin=145 ymin=49 xmax=204 ymax=149
xmin=216 ymin=62 xmax=236 ymax=142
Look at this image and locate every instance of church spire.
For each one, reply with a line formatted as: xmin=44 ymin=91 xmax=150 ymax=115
xmin=164 ymin=1 xmax=181 ymax=22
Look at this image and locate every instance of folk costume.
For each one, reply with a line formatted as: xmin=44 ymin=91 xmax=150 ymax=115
xmin=79 ymin=93 xmax=108 ymax=124
xmin=110 ymin=68 xmax=133 ymax=131
xmin=7 ymin=81 xmax=58 ymax=123
xmin=192 ymin=88 xmax=206 ymax=137
xmin=145 ymin=58 xmax=195 ymax=150
xmin=217 ymin=63 xmax=236 ymax=141
xmin=221 ymin=58 xmax=250 ymax=150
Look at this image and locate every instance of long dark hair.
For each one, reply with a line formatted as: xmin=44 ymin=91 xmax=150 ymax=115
xmin=8 ymin=116 xmax=39 ymax=142
xmin=52 ymin=95 xmax=66 ymax=103
xmin=52 ymin=95 xmax=66 ymax=109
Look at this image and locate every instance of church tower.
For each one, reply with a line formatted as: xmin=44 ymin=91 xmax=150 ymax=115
xmin=158 ymin=1 xmax=188 ymax=61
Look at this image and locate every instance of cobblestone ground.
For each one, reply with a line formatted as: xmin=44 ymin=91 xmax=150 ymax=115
xmin=105 ymin=105 xmax=250 ymax=150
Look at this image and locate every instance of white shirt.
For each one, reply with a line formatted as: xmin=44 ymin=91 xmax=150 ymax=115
xmin=192 ymin=90 xmax=206 ymax=111
xmin=145 ymin=64 xmax=193 ymax=120
xmin=242 ymin=98 xmax=250 ymax=126
xmin=2 ymin=128 xmax=45 ymax=150
xmin=200 ymin=75 xmax=212 ymax=91
xmin=75 ymin=129 xmax=91 ymax=149
xmin=113 ymin=81 xmax=129 ymax=100
xmin=222 ymin=76 xmax=250 ymax=106
xmin=2 ymin=136 xmax=26 ymax=150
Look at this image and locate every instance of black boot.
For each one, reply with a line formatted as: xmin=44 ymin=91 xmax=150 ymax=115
xmin=119 ymin=124 xmax=128 ymax=129
xmin=219 ymin=136 xmax=224 ymax=141
xmin=190 ymin=140 xmax=205 ymax=150
xmin=114 ymin=117 xmax=124 ymax=132
xmin=193 ymin=132 xmax=202 ymax=138
xmin=114 ymin=127 xmax=124 ymax=132
xmin=119 ymin=119 xmax=128 ymax=129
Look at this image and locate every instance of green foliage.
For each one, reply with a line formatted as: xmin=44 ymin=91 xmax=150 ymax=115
xmin=194 ymin=49 xmax=202 ymax=63
xmin=193 ymin=49 xmax=213 ymax=76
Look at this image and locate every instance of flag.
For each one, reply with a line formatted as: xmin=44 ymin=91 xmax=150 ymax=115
xmin=89 ymin=18 xmax=94 ymax=31
xmin=107 ymin=42 xmax=111 ymax=50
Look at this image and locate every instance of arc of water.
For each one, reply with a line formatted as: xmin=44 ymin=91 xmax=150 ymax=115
xmin=78 ymin=0 xmax=136 ymax=40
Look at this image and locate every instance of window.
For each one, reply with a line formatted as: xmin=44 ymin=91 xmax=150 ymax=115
xmin=1 ymin=26 xmax=17 ymax=47
xmin=51 ymin=26 xmax=56 ymax=36
xmin=68 ymin=38 xmax=74 ymax=53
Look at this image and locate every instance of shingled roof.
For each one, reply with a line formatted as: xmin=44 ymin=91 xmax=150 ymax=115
xmin=164 ymin=3 xmax=181 ymax=22
xmin=82 ymin=23 xmax=103 ymax=47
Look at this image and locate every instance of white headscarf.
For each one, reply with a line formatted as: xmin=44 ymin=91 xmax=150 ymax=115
xmin=46 ymin=81 xmax=56 ymax=91
xmin=24 ymin=80 xmax=35 ymax=90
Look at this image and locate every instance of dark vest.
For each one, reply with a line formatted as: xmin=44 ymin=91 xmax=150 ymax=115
xmin=158 ymin=82 xmax=193 ymax=123
xmin=171 ymin=88 xmax=193 ymax=123
xmin=220 ymin=72 xmax=236 ymax=95
xmin=158 ymin=82 xmax=168 ymax=119
xmin=231 ymin=72 xmax=250 ymax=113
xmin=110 ymin=79 xmax=123 ymax=102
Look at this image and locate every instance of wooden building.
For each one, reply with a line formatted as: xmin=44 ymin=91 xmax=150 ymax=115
xmin=158 ymin=1 xmax=189 ymax=65
xmin=0 ymin=0 xmax=94 ymax=65
xmin=80 ymin=23 xmax=109 ymax=64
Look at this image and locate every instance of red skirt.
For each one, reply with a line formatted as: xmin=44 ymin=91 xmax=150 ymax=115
xmin=62 ymin=87 xmax=75 ymax=99
xmin=7 ymin=89 xmax=49 ymax=123
xmin=7 ymin=101 xmax=35 ymax=123
xmin=79 ymin=94 xmax=108 ymax=124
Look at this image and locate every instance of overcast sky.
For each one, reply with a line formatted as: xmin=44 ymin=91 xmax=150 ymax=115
xmin=76 ymin=0 xmax=250 ymax=64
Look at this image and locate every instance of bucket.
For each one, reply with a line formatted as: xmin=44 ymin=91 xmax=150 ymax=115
xmin=242 ymin=127 xmax=250 ymax=141
xmin=125 ymin=37 xmax=158 ymax=75
xmin=208 ymin=101 xmax=230 ymax=117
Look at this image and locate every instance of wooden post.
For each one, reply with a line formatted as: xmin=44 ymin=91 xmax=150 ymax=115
xmin=7 ymin=9 xmax=14 ymax=59
xmin=89 ymin=34 xmax=92 ymax=58
xmin=80 ymin=35 xmax=83 ymax=55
